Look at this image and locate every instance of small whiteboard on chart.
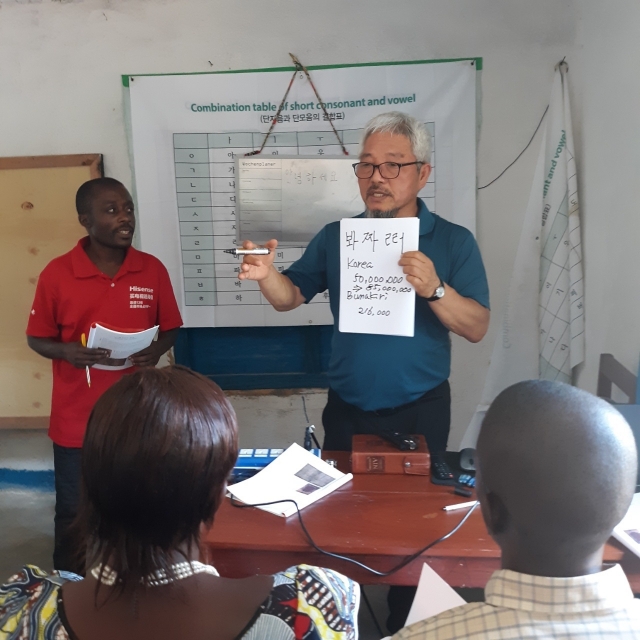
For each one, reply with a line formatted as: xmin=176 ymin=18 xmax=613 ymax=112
xmin=339 ymin=217 xmax=419 ymax=337
xmin=236 ymin=156 xmax=362 ymax=246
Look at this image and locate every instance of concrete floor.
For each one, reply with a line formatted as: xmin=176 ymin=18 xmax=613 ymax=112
xmin=0 ymin=487 xmax=55 ymax=580
xmin=0 ymin=429 xmax=56 ymax=580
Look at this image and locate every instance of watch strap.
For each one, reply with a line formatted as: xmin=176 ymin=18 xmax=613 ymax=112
xmin=426 ymin=278 xmax=445 ymax=302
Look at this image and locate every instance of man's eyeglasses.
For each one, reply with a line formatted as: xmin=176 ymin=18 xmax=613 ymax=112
xmin=352 ymin=161 xmax=423 ymax=180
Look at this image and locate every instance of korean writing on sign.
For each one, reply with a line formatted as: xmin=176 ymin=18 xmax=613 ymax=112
xmin=339 ymin=217 xmax=419 ymax=337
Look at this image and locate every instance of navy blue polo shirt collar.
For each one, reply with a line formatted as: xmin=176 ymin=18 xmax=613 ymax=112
xmin=71 ymin=236 xmax=143 ymax=279
xmin=356 ymin=199 xmax=435 ymax=235
xmin=416 ymin=199 xmax=435 ymax=235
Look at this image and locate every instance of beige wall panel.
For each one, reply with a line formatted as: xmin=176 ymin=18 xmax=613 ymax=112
xmin=0 ymin=164 xmax=95 ymax=420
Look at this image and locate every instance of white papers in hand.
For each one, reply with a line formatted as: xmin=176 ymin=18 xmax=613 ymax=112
xmin=613 ymin=493 xmax=640 ymax=558
xmin=339 ymin=217 xmax=419 ymax=337
xmin=405 ymin=563 xmax=466 ymax=627
xmin=87 ymin=323 xmax=159 ymax=370
xmin=227 ymin=443 xmax=353 ymax=518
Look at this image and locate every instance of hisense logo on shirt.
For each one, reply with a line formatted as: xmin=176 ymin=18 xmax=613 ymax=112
xmin=130 ymin=285 xmax=153 ymax=309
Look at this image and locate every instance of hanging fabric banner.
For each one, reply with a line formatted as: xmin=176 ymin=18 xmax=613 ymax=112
xmin=460 ymin=63 xmax=584 ymax=462
xmin=539 ymin=62 xmax=585 ymax=381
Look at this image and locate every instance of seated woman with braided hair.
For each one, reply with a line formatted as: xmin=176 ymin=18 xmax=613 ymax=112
xmin=0 ymin=366 xmax=359 ymax=640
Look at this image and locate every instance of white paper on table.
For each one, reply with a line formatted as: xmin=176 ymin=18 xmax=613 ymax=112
xmin=227 ymin=443 xmax=352 ymax=518
xmin=404 ymin=562 xmax=466 ymax=627
xmin=87 ymin=323 xmax=159 ymax=370
xmin=613 ymin=493 xmax=640 ymax=558
xmin=339 ymin=217 xmax=419 ymax=337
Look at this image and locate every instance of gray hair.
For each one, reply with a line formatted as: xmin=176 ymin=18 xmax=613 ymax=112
xmin=361 ymin=112 xmax=432 ymax=163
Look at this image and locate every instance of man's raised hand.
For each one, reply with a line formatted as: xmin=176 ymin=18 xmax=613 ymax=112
xmin=399 ymin=251 xmax=441 ymax=299
xmin=238 ymin=239 xmax=278 ymax=281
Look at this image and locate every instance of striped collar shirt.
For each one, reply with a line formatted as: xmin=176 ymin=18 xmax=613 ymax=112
xmin=393 ymin=564 xmax=640 ymax=639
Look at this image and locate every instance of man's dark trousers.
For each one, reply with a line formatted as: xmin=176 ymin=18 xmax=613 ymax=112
xmin=52 ymin=444 xmax=83 ymax=574
xmin=322 ymin=380 xmax=451 ymax=455
xmin=321 ymin=380 xmax=451 ymax=634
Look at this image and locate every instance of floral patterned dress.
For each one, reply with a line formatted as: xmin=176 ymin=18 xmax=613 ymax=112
xmin=0 ymin=564 xmax=359 ymax=640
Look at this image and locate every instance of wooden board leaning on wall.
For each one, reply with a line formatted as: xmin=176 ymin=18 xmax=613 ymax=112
xmin=0 ymin=154 xmax=102 ymax=429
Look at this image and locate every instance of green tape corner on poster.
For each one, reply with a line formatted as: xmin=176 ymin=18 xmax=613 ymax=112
xmin=123 ymin=57 xmax=482 ymax=83
xmin=306 ymin=57 xmax=482 ymax=72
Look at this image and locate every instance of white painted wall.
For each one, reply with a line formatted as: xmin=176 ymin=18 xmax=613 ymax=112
xmin=230 ymin=389 xmax=327 ymax=449
xmin=0 ymin=0 xmax=577 ymax=449
xmin=570 ymin=0 xmax=640 ymax=396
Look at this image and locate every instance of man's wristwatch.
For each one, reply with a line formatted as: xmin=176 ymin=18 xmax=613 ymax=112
xmin=426 ymin=278 xmax=445 ymax=302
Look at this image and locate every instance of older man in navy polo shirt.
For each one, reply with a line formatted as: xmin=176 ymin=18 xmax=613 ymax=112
xmin=240 ymin=112 xmax=489 ymax=475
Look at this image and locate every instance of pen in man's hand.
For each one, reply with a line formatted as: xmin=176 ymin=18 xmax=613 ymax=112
xmin=81 ymin=333 xmax=91 ymax=388
xmin=224 ymin=248 xmax=271 ymax=256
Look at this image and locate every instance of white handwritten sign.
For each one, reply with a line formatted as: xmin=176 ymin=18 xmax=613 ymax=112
xmin=339 ymin=218 xmax=419 ymax=337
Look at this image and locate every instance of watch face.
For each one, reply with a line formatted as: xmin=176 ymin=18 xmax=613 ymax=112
xmin=435 ymin=285 xmax=445 ymax=298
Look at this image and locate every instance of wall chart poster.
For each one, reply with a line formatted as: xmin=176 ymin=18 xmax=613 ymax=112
xmin=126 ymin=59 xmax=478 ymax=328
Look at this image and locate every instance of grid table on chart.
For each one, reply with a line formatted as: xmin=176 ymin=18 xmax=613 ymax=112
xmin=173 ymin=125 xmax=435 ymax=306
xmin=538 ymin=202 xmax=579 ymax=376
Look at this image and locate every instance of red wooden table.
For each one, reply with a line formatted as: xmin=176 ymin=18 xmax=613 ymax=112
xmin=203 ymin=453 xmax=640 ymax=588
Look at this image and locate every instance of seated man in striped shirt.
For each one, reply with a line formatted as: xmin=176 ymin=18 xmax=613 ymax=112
xmin=394 ymin=379 xmax=640 ymax=639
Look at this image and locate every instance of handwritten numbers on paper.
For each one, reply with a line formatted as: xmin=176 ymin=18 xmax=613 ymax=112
xmin=339 ymin=218 xmax=419 ymax=337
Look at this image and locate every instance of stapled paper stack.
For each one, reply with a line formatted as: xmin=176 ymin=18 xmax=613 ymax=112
xmin=613 ymin=493 xmax=640 ymax=558
xmin=87 ymin=322 xmax=158 ymax=370
xmin=227 ymin=443 xmax=352 ymax=517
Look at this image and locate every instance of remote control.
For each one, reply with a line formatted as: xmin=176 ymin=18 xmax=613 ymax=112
xmin=380 ymin=431 xmax=418 ymax=451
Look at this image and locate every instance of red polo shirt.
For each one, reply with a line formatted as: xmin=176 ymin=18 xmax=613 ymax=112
xmin=26 ymin=237 xmax=183 ymax=447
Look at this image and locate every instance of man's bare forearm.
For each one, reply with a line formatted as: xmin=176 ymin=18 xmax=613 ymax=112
xmin=258 ymin=267 xmax=306 ymax=311
xmin=429 ymin=285 xmax=490 ymax=343
xmin=155 ymin=328 xmax=180 ymax=355
xmin=28 ymin=335 xmax=110 ymax=368
xmin=27 ymin=336 xmax=67 ymax=361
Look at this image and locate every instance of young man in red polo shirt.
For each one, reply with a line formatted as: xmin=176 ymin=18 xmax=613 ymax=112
xmin=26 ymin=177 xmax=183 ymax=572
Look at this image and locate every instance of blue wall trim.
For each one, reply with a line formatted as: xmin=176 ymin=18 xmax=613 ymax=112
xmin=174 ymin=326 xmax=332 ymax=390
xmin=0 ymin=469 xmax=55 ymax=491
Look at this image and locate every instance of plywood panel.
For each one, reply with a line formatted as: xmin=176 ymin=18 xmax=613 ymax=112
xmin=0 ymin=157 xmax=101 ymax=423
